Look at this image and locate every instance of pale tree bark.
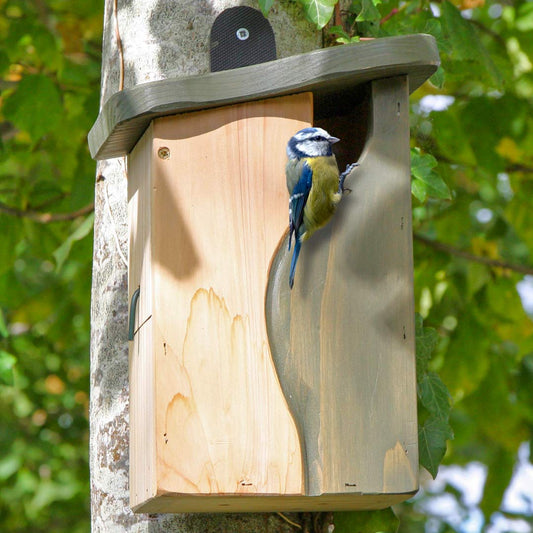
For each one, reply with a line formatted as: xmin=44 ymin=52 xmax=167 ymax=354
xmin=90 ymin=1 xmax=321 ymax=531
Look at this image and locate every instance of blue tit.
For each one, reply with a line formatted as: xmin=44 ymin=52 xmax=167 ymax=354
xmin=286 ymin=127 xmax=357 ymax=289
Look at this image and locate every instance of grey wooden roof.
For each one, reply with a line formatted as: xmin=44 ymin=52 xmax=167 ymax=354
xmin=88 ymin=34 xmax=439 ymax=160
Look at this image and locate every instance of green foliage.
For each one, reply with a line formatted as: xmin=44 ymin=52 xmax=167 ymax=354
xmin=53 ymin=213 xmax=95 ymax=271
xmin=0 ymin=0 xmax=101 ymax=530
xmin=354 ymin=0 xmax=382 ymax=23
xmin=418 ymin=417 xmax=454 ymax=480
xmin=441 ymin=1 xmax=502 ymax=88
xmin=329 ymin=25 xmax=361 ymax=44
xmin=334 ymin=508 xmax=399 ymax=532
xmin=416 ymin=315 xmax=453 ymax=478
xmin=258 ymin=0 xmax=275 ymax=16
xmin=0 ymin=350 xmax=16 ymax=386
xmin=411 ymin=148 xmax=451 ymax=203
xmin=298 ymin=0 xmax=338 ymax=29
xmin=3 ymin=75 xmax=63 ymax=141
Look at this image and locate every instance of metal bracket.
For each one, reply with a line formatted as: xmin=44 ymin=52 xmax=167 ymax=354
xmin=128 ymin=287 xmax=140 ymax=341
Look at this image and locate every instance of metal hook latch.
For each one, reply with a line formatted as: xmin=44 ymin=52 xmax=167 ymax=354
xmin=128 ymin=287 xmax=141 ymax=341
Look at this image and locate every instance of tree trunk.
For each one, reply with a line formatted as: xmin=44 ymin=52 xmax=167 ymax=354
xmin=90 ymin=1 xmax=319 ymax=531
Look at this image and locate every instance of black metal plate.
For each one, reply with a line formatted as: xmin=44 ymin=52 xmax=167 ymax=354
xmin=210 ymin=6 xmax=276 ymax=72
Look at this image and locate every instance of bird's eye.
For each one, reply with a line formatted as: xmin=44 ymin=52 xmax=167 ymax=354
xmin=312 ymin=135 xmax=325 ymax=142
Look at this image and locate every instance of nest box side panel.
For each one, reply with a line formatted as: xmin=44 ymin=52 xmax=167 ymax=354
xmin=128 ymin=125 xmax=157 ymax=507
xmin=149 ymin=94 xmax=313 ymax=502
xmin=128 ymin=125 xmax=153 ymax=330
xmin=266 ymin=76 xmax=418 ymax=500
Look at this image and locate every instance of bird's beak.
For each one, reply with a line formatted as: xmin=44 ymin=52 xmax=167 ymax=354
xmin=329 ymin=136 xmax=340 ymax=144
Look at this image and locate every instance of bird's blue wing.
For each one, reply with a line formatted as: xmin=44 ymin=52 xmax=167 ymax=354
xmin=288 ymin=161 xmax=312 ymax=250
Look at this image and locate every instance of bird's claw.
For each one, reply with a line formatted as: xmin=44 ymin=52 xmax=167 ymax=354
xmin=339 ymin=162 xmax=359 ymax=194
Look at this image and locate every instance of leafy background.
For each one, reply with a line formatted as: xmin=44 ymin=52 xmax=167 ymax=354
xmin=1 ymin=0 xmax=533 ymax=531
xmin=0 ymin=0 xmax=100 ymax=531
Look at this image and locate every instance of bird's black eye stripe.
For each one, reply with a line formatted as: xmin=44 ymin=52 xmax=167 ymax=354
xmin=312 ymin=135 xmax=326 ymax=141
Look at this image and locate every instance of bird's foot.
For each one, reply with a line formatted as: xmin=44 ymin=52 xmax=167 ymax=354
xmin=339 ymin=162 xmax=359 ymax=194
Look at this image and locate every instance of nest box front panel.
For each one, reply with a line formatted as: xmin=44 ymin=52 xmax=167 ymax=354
xmin=131 ymin=93 xmax=316 ymax=507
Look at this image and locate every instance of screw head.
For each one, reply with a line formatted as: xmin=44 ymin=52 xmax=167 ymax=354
xmin=158 ymin=147 xmax=170 ymax=159
xmin=236 ymin=27 xmax=249 ymax=41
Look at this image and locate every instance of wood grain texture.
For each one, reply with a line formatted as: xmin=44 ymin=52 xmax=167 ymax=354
xmin=133 ymin=491 xmax=417 ymax=513
xmin=89 ymin=34 xmax=440 ymax=160
xmin=266 ymin=76 xmax=418 ymax=499
xmin=128 ymin=125 xmax=156 ymax=507
xmin=128 ymin=94 xmax=314 ymax=511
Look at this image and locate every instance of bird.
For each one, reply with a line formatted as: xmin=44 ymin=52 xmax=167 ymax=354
xmin=286 ymin=127 xmax=358 ymax=289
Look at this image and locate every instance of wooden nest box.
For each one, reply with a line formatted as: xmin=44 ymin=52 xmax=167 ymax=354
xmin=89 ymin=29 xmax=439 ymax=513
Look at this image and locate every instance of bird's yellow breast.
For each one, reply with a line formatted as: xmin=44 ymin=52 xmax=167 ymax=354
xmin=302 ymin=156 xmax=341 ymax=239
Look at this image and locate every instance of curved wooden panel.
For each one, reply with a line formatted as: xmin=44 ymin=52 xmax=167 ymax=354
xmin=266 ymin=77 xmax=418 ymax=498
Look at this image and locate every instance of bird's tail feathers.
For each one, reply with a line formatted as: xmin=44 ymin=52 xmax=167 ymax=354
xmin=288 ymin=225 xmax=293 ymax=251
xmin=289 ymin=238 xmax=302 ymax=289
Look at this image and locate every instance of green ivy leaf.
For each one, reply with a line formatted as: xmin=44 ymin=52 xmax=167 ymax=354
xmin=414 ymin=172 xmax=451 ymax=200
xmin=411 ymin=147 xmax=437 ymax=175
xmin=336 ymin=35 xmax=361 ymax=44
xmin=424 ymin=18 xmax=451 ymax=54
xmin=415 ymin=313 xmax=439 ymax=380
xmin=0 ymin=350 xmax=17 ymax=386
xmin=418 ymin=372 xmax=452 ymax=421
xmin=329 ymin=25 xmax=350 ymax=39
xmin=356 ymin=0 xmax=381 ymax=22
xmin=418 ymin=417 xmax=454 ymax=478
xmin=411 ymin=179 xmax=427 ymax=203
xmin=3 ymin=75 xmax=63 ymax=141
xmin=441 ymin=0 xmax=502 ymax=87
xmin=411 ymin=148 xmax=451 ymax=200
xmin=334 ymin=508 xmax=399 ymax=533
xmin=415 ymin=315 xmax=453 ymax=480
xmin=441 ymin=1 xmax=480 ymax=62
xmin=298 ymin=0 xmax=337 ymax=28
xmin=329 ymin=25 xmax=361 ymax=43
xmin=257 ymin=0 xmax=275 ymax=16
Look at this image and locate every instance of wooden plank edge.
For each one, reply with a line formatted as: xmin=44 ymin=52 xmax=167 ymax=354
xmin=89 ymin=34 xmax=439 ymax=160
xmin=131 ymin=490 xmax=418 ymax=513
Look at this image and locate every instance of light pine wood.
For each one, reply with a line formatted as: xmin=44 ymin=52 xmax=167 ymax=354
xmin=128 ymin=126 xmax=153 ymax=329
xmin=266 ymin=77 xmax=418 ymax=499
xmin=128 ymin=125 xmax=156 ymax=506
xmin=89 ymin=34 xmax=440 ymax=160
xmin=128 ymin=93 xmax=314 ymax=511
xmin=133 ymin=491 xmax=415 ymax=514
